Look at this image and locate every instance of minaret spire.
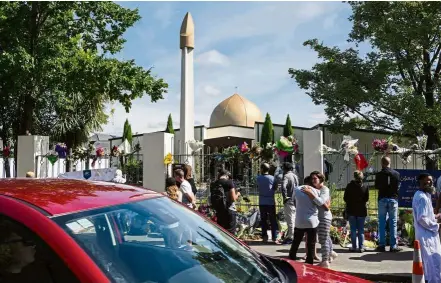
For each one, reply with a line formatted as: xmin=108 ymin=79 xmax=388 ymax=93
xmin=179 ymin=12 xmax=195 ymax=160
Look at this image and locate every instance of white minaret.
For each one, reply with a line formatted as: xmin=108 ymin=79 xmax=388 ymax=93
xmin=179 ymin=12 xmax=195 ymax=161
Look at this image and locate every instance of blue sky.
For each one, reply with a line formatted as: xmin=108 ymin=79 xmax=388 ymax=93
xmin=102 ymin=1 xmax=354 ymax=135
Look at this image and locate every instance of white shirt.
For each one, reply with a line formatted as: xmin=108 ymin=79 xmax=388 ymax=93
xmin=180 ymin=180 xmax=195 ymax=208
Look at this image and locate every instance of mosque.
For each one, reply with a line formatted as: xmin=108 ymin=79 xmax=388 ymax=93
xmin=106 ymin=12 xmax=405 ymax=187
xmin=108 ymin=92 xmax=313 ymax=157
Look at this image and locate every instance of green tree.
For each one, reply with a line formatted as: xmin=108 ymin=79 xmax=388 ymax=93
xmin=289 ymin=1 xmax=441 ymax=168
xmin=165 ymin=114 xmax=175 ymax=134
xmin=0 ymin=2 xmax=167 ymax=149
xmin=260 ymin=113 xmax=274 ymax=147
xmin=123 ymin=119 xmax=133 ymax=145
xmin=283 ymin=114 xmax=294 ymax=137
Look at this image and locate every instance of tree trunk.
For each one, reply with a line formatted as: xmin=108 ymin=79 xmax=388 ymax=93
xmin=423 ymin=124 xmax=439 ymax=170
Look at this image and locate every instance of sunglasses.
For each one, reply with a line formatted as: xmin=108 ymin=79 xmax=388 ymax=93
xmin=2 ymin=238 xmax=35 ymax=246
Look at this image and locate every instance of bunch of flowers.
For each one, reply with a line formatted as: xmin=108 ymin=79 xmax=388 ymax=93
xmin=240 ymin=142 xmax=249 ymax=153
xmin=111 ymin=146 xmax=120 ymax=157
xmin=274 ymin=135 xmax=300 ymax=158
xmin=55 ymin=143 xmax=68 ymax=159
xmin=372 ymin=138 xmax=389 ymax=152
xmin=336 ymin=136 xmax=358 ymax=161
xmin=96 ymin=147 xmax=105 ymax=158
xmin=71 ymin=144 xmax=93 ymax=161
xmin=249 ymin=144 xmax=263 ymax=159
xmin=91 ymin=147 xmax=105 ymax=168
xmin=188 ymin=140 xmax=204 ymax=155
xmin=2 ymin=146 xmax=10 ymax=158
xmin=163 ymin=153 xmax=173 ymax=165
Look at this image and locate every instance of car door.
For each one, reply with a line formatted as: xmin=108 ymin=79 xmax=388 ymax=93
xmin=0 ymin=196 xmax=110 ymax=283
xmin=0 ymin=214 xmax=80 ymax=283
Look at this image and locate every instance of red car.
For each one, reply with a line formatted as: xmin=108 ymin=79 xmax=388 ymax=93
xmin=0 ymin=179 xmax=370 ymax=283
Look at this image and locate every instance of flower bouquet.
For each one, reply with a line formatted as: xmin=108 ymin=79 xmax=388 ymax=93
xmin=372 ymin=138 xmax=389 ymax=152
xmin=111 ymin=146 xmax=120 ymax=157
xmin=55 ymin=143 xmax=68 ymax=159
xmin=163 ymin=153 xmax=173 ymax=165
xmin=240 ymin=142 xmax=250 ymax=153
xmin=91 ymin=147 xmax=105 ymax=167
xmin=2 ymin=146 xmax=10 ymax=158
xmin=340 ymin=136 xmax=358 ymax=161
xmin=188 ymin=140 xmax=204 ymax=155
xmin=249 ymin=144 xmax=263 ymax=159
xmin=274 ymin=136 xmax=294 ymax=158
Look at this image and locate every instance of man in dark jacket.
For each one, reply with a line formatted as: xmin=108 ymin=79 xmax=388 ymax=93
xmin=374 ymin=156 xmax=402 ymax=252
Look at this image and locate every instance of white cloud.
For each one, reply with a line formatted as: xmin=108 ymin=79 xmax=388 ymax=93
xmin=102 ymin=2 xmax=345 ymax=136
xmin=196 ymin=50 xmax=230 ymax=67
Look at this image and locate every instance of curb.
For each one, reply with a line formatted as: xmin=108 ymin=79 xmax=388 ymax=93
xmin=345 ymin=272 xmax=411 ymax=282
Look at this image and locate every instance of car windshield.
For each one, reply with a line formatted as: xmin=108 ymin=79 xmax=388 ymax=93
xmin=53 ymin=196 xmax=283 ymax=283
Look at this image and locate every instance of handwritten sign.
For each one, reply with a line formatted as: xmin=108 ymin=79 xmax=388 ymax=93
xmin=396 ymin=169 xmax=441 ymax=208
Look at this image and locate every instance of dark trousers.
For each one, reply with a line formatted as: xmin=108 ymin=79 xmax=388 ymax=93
xmin=259 ymin=205 xmax=278 ymax=240
xmin=217 ymin=209 xmax=237 ymax=235
xmin=289 ymin=227 xmax=317 ymax=264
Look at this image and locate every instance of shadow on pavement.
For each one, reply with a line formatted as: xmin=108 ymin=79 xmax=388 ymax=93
xmin=348 ymin=250 xmax=412 ymax=262
xmin=347 ymin=272 xmax=412 ymax=283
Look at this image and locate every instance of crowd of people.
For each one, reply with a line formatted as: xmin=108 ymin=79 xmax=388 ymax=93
xmin=164 ymin=157 xmax=441 ymax=279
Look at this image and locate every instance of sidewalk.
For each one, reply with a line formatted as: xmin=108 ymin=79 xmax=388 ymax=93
xmin=246 ymin=241 xmax=413 ymax=282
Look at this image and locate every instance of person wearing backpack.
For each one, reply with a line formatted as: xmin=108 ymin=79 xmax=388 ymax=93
xmin=210 ymin=169 xmax=241 ymax=234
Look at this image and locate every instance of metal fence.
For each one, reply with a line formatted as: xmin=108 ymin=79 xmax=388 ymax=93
xmin=0 ymin=157 xmax=15 ymax=178
xmin=325 ymin=152 xmax=429 ymax=217
xmin=35 ymin=155 xmax=111 ymax=178
xmin=173 ymin=149 xmax=304 ymax=213
xmin=34 ymin=153 xmax=143 ymax=185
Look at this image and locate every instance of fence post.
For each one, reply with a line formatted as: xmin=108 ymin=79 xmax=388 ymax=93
xmin=302 ymin=130 xmax=324 ymax=178
xmin=17 ymin=135 xmax=49 ymax=178
xmin=142 ymin=132 xmax=174 ymax=192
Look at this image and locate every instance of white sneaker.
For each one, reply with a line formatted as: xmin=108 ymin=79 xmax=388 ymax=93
xmin=329 ymin=251 xmax=338 ymax=263
xmin=318 ymin=261 xmax=330 ymax=269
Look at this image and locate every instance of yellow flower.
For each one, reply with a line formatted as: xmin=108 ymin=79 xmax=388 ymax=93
xmin=164 ymin=153 xmax=173 ymax=165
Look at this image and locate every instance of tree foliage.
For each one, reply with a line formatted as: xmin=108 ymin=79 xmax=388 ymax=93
xmin=261 ymin=113 xmax=274 ymax=147
xmin=289 ymin=1 xmax=441 ymax=151
xmin=122 ymin=119 xmax=133 ymax=145
xmin=283 ymin=114 xmax=294 ymax=137
xmin=0 ymin=2 xmax=168 ymax=148
xmin=165 ymin=114 xmax=175 ymax=134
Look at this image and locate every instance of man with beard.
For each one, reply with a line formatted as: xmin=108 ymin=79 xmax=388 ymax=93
xmin=412 ymin=173 xmax=441 ymax=283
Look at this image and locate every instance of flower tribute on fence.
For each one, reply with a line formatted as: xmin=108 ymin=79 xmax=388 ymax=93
xmin=212 ymin=136 xmax=301 ymax=163
xmin=55 ymin=143 xmax=67 ymax=159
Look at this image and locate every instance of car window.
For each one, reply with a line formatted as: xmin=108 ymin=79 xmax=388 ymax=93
xmin=0 ymin=214 xmax=80 ymax=283
xmin=54 ymin=197 xmax=284 ymax=283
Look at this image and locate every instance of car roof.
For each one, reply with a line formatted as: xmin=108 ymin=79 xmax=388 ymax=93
xmin=0 ymin=178 xmax=162 ymax=216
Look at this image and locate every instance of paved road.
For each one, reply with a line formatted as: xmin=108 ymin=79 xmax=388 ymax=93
xmin=247 ymin=241 xmax=413 ymax=282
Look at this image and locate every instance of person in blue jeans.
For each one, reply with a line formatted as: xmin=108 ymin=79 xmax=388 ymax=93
xmin=374 ymin=156 xmax=402 ymax=252
xmin=344 ymin=170 xmax=369 ymax=252
xmin=257 ymin=163 xmax=279 ymax=242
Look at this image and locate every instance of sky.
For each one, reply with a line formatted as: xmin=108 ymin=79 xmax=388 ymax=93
xmin=102 ymin=1 xmax=354 ymax=136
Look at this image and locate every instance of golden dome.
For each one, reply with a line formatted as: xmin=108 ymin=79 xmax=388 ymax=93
xmin=209 ymin=93 xmax=264 ymax=128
